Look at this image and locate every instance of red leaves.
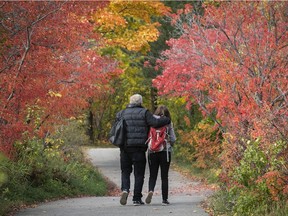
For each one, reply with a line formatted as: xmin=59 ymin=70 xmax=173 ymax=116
xmin=0 ymin=1 xmax=116 ymax=157
xmin=155 ymin=1 xmax=287 ymax=144
xmin=154 ymin=2 xmax=288 ymax=198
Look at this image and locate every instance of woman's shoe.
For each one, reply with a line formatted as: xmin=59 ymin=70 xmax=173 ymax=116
xmin=120 ymin=190 xmax=128 ymax=205
xmin=145 ymin=191 xmax=153 ymax=204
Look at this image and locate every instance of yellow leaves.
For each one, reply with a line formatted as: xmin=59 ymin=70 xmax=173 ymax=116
xmin=44 ymin=137 xmax=63 ymax=158
xmin=138 ymin=23 xmax=160 ymax=41
xmin=109 ymin=0 xmax=169 ymax=22
xmin=44 ymin=138 xmax=57 ymax=147
xmin=93 ymin=9 xmax=127 ymax=32
xmin=197 ymin=121 xmax=215 ymax=133
xmin=48 ymin=90 xmax=62 ymax=98
xmin=92 ymin=0 xmax=169 ymax=53
xmin=91 ymin=1 xmax=169 ymax=104
xmin=110 ymin=23 xmax=160 ymax=52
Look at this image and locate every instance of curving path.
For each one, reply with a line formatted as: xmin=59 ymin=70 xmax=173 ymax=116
xmin=15 ymin=147 xmax=213 ymax=216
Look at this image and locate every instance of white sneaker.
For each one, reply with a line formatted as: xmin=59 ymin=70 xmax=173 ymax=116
xmin=120 ymin=191 xmax=128 ymax=205
xmin=145 ymin=191 xmax=153 ymax=204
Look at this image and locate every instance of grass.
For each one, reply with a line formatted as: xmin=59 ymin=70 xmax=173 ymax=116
xmin=0 ymin=152 xmax=108 ymax=216
xmin=0 ymin=165 xmax=108 ymax=216
xmin=0 ymin=120 xmax=112 ymax=216
xmin=172 ymin=154 xmax=220 ymax=184
xmin=207 ymin=189 xmax=288 ymax=216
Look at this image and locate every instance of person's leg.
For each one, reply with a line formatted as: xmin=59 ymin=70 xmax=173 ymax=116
xmin=120 ymin=150 xmax=132 ymax=192
xmin=148 ymin=152 xmax=160 ymax=192
xmin=120 ymin=150 xmax=132 ymax=205
xmin=132 ymin=151 xmax=146 ymax=202
xmin=145 ymin=152 xmax=160 ymax=204
xmin=160 ymin=151 xmax=171 ymax=202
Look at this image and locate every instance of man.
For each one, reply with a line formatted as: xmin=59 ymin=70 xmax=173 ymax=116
xmin=117 ymin=94 xmax=170 ymax=206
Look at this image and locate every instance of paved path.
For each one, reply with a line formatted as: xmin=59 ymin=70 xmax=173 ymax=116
xmin=15 ymin=148 xmax=212 ymax=216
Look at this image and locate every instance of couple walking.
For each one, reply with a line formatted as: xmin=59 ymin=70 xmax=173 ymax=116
xmin=114 ymin=94 xmax=176 ymax=206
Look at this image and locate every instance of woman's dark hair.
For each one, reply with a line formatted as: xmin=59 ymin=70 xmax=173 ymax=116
xmin=154 ymin=105 xmax=171 ymax=119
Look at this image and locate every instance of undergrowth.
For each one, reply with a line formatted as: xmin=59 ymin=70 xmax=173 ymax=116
xmin=0 ymin=120 xmax=108 ymax=216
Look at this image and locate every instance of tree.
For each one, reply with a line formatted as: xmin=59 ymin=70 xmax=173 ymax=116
xmin=92 ymin=0 xmax=169 ymax=53
xmin=153 ymin=1 xmax=287 ymax=200
xmin=92 ymin=0 xmax=170 ymax=99
xmin=0 ymin=1 xmax=117 ymax=156
xmin=155 ymin=1 xmax=287 ymax=149
xmin=86 ymin=0 xmax=170 ymax=143
xmin=142 ymin=1 xmax=204 ymax=111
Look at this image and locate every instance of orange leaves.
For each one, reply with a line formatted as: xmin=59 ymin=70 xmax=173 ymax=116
xmin=92 ymin=0 xmax=169 ymax=53
xmin=177 ymin=120 xmax=222 ymax=169
xmin=257 ymin=171 xmax=287 ymax=201
xmin=93 ymin=9 xmax=127 ymax=32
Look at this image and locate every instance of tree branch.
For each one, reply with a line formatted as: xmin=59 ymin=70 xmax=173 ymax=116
xmin=1 ymin=2 xmax=67 ymax=112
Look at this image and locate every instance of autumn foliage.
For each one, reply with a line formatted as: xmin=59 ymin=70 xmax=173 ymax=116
xmin=92 ymin=1 xmax=169 ymax=53
xmin=153 ymin=1 xmax=287 ymax=209
xmin=0 ymin=1 xmax=118 ymax=157
xmin=0 ymin=1 xmax=287 ymax=214
xmin=87 ymin=0 xmax=170 ymax=139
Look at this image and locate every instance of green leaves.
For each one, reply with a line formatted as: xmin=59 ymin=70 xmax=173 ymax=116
xmin=0 ymin=154 xmax=8 ymax=187
xmin=234 ymin=139 xmax=267 ymax=187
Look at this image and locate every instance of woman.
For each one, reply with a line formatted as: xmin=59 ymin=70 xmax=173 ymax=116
xmin=145 ymin=105 xmax=176 ymax=205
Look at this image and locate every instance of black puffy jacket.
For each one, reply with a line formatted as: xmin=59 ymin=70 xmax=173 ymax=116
xmin=119 ymin=104 xmax=170 ymax=151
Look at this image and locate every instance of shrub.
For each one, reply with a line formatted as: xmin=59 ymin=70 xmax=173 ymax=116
xmin=0 ymin=130 xmax=107 ymax=216
xmin=209 ymin=138 xmax=288 ymax=215
xmin=174 ymin=118 xmax=222 ymax=169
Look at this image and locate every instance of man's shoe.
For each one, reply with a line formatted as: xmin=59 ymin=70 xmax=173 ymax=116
xmin=162 ymin=200 xmax=170 ymax=206
xmin=120 ymin=191 xmax=128 ymax=205
xmin=133 ymin=200 xmax=145 ymax=206
xmin=145 ymin=191 xmax=153 ymax=204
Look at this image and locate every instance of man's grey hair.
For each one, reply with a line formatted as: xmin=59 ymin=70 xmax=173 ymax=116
xmin=130 ymin=94 xmax=143 ymax=105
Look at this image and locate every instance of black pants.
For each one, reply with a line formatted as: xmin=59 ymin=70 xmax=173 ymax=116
xmin=120 ymin=150 xmax=146 ymax=201
xmin=148 ymin=151 xmax=171 ymax=201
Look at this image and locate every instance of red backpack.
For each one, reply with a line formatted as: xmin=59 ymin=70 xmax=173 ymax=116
xmin=146 ymin=126 xmax=168 ymax=152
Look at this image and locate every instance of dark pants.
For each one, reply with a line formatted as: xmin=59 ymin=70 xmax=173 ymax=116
xmin=148 ymin=151 xmax=171 ymax=201
xmin=120 ymin=150 xmax=146 ymax=201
